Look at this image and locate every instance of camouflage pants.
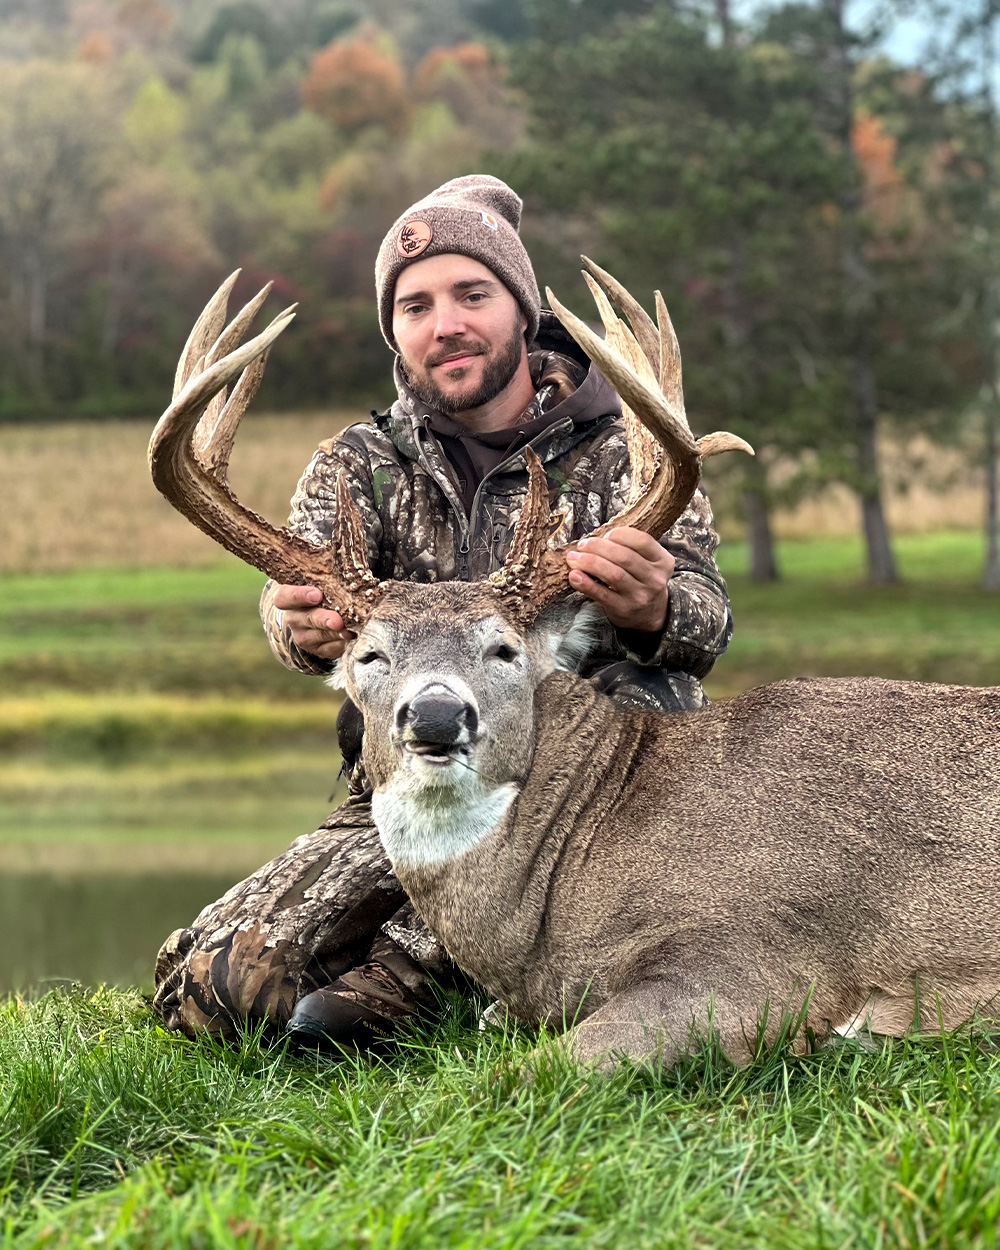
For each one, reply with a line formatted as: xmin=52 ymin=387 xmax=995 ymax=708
xmin=152 ymin=667 xmax=707 ymax=1038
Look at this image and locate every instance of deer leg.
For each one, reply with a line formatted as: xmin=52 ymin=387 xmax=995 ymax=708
xmin=555 ymin=979 xmax=756 ymax=1074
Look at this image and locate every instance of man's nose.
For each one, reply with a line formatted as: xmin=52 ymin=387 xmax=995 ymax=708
xmin=396 ymin=688 xmax=479 ymax=744
xmin=432 ymin=300 xmax=467 ymax=341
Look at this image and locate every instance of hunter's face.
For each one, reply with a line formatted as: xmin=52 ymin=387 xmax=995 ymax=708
xmin=392 ymin=253 xmax=527 ymax=416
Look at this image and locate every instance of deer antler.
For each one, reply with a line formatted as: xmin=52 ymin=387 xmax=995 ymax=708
xmin=149 ymin=273 xmax=383 ymax=627
xmin=491 ymin=259 xmax=753 ymax=625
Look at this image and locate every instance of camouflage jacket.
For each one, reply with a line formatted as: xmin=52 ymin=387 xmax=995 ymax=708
xmin=261 ymin=314 xmax=732 ymax=681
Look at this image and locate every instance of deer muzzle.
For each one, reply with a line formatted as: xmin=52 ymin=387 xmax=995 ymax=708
xmin=395 ymin=684 xmax=479 ymax=756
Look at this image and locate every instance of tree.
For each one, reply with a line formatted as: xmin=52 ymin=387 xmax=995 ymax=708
xmin=0 ymin=60 xmax=119 ymax=408
xmin=302 ymin=28 xmax=408 ymax=135
xmin=920 ymin=0 xmax=1000 ymax=590
xmin=501 ymin=2 xmax=843 ymax=578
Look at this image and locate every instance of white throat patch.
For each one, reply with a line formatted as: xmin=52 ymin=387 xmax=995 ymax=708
xmin=372 ymin=780 xmax=518 ymax=869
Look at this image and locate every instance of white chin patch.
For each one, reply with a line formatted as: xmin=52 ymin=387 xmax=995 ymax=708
xmin=373 ymin=780 xmax=518 ymax=869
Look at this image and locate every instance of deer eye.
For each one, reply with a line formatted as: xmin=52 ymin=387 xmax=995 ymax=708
xmin=487 ymin=643 xmax=519 ymax=663
xmin=356 ymin=650 xmax=388 ymax=666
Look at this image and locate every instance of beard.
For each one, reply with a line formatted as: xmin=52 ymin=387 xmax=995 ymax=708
xmin=402 ymin=314 xmax=525 ymax=416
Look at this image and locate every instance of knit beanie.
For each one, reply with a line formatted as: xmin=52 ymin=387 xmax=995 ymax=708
xmin=375 ymin=174 xmax=541 ymax=350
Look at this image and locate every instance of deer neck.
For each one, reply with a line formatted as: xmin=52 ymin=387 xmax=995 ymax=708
xmin=375 ymin=672 xmax=635 ymax=1008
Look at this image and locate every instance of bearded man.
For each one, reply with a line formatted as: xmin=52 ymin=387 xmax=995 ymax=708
xmin=152 ymin=175 xmax=732 ymax=1048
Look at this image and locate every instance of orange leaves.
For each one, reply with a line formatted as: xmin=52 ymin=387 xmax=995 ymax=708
xmin=414 ymin=42 xmax=494 ymax=98
xmin=852 ymin=112 xmax=906 ymax=229
xmin=302 ymin=32 xmax=504 ymax=139
xmin=302 ymin=32 xmax=408 ymax=136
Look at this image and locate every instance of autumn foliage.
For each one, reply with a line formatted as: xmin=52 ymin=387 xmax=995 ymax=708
xmin=302 ymin=33 xmax=408 ymax=135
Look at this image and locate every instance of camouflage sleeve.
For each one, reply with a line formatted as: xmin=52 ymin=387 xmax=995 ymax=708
xmin=612 ymin=487 xmax=733 ymax=679
xmin=259 ymin=430 xmax=383 ymax=678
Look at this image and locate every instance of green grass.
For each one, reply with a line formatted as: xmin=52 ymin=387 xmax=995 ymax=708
xmin=0 ymin=563 xmax=322 ymax=698
xmin=707 ymin=530 xmax=1000 ymax=697
xmin=4 ymin=987 xmax=1000 ymax=1247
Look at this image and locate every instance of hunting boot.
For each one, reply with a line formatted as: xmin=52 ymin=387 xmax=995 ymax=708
xmin=287 ymin=932 xmax=438 ymax=1050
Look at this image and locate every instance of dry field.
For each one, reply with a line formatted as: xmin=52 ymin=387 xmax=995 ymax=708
xmin=0 ymin=416 xmax=984 ymax=573
xmin=0 ymin=412 xmax=358 ymax=574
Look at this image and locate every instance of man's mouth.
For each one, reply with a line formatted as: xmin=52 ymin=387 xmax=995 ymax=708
xmin=431 ymin=351 xmax=483 ymax=371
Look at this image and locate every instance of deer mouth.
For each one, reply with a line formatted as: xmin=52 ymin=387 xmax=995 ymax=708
xmin=403 ymin=741 xmax=471 ymax=768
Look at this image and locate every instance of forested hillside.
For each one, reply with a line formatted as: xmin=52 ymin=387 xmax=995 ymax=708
xmin=0 ymin=0 xmax=996 ymax=580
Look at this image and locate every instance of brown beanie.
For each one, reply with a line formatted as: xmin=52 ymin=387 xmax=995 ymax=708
xmin=375 ymin=174 xmax=541 ymax=350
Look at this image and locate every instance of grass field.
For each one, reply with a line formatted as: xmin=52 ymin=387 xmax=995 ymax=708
xmin=5 ymin=988 xmax=1000 ymax=1247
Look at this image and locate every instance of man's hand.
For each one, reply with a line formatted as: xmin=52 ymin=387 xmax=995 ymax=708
xmin=273 ymin=585 xmax=356 ymax=661
xmin=565 ymin=527 xmax=674 ymax=634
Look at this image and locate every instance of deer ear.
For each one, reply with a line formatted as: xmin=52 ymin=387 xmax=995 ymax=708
xmin=325 ymin=657 xmax=347 ymax=691
xmin=538 ymin=601 xmax=602 ymax=673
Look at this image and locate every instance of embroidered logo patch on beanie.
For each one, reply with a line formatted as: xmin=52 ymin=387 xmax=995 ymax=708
xmin=396 ymin=220 xmax=433 ymax=258
xmin=480 ymin=210 xmax=498 ymax=231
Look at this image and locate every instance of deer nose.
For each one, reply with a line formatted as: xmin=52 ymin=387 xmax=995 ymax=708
xmin=398 ymin=689 xmax=478 ymax=744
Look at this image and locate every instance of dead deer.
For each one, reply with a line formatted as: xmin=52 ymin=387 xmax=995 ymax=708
xmin=149 ymin=263 xmax=1000 ymax=1070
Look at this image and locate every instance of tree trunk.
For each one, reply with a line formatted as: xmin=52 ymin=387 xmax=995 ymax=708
xmin=981 ymin=1 xmax=1000 ymax=591
xmin=825 ymin=0 xmax=899 ymax=584
xmin=715 ymin=0 xmax=732 ymax=45
xmin=986 ymin=400 xmax=1000 ymax=590
xmin=742 ymin=458 xmax=779 ymax=582
xmin=24 ymin=244 xmax=47 ymax=396
xmin=852 ymin=346 xmax=898 ymax=584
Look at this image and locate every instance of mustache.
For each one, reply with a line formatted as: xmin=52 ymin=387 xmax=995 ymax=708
xmin=425 ymin=341 xmax=487 ymax=368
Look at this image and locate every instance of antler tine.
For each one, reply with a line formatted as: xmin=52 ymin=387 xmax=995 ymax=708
xmin=547 ymin=284 xmax=700 ymax=525
xmin=488 ymin=448 xmax=552 ymax=619
xmin=654 ymin=290 xmax=689 ymax=433
xmin=582 ymin=270 xmax=661 ymax=506
xmin=150 ymin=287 xmax=382 ymax=627
xmin=173 ymin=270 xmax=240 ymax=400
xmin=493 ymin=270 xmax=752 ymax=628
xmin=581 ymin=256 xmax=660 ymax=380
xmin=205 ymin=281 xmax=274 ymax=370
xmin=192 ymin=289 xmax=300 ymax=482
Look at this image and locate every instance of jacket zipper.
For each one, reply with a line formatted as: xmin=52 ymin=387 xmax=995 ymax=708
xmin=418 ymin=417 xmax=577 ymax=582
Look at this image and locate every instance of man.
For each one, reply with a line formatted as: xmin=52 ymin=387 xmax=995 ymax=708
xmin=152 ymin=174 xmax=732 ymax=1048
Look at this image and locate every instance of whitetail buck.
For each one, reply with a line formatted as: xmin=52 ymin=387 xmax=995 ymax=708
xmin=150 ymin=263 xmax=1000 ymax=1070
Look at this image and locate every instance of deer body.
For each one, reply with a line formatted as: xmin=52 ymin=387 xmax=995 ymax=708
xmin=368 ymin=661 xmax=1000 ymax=1065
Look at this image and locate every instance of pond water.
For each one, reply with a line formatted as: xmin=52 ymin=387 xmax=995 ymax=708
xmin=0 ymin=871 xmax=239 ymax=995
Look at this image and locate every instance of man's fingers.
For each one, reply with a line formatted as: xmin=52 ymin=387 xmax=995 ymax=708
xmin=302 ymin=607 xmax=346 ymax=633
xmin=566 ymin=548 xmax=643 ymax=593
xmin=575 ymin=534 xmax=673 ymax=584
xmin=273 ymin=583 xmax=324 ymax=610
xmin=295 ymin=628 xmax=351 ymax=654
xmin=310 ymin=639 xmax=349 ymax=660
xmin=600 ymin=527 xmax=666 ymax=559
xmin=568 ymin=568 xmax=614 ymax=604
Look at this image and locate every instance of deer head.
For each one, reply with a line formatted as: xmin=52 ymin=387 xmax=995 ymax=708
xmin=149 ymin=263 xmax=752 ymax=860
